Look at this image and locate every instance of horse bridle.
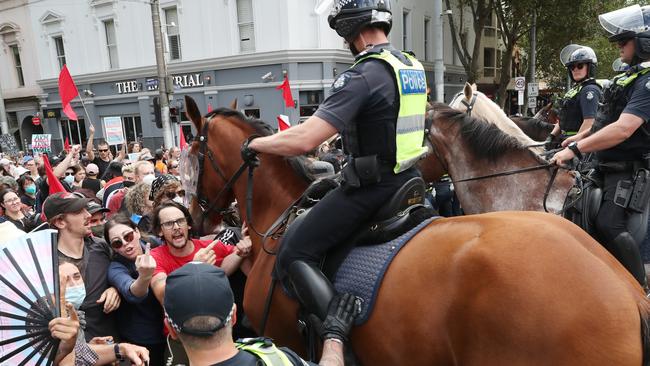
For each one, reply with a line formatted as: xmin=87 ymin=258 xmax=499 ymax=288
xmin=426 ymin=98 xmax=560 ymax=212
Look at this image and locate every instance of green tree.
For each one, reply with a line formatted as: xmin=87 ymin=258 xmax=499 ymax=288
xmin=445 ymin=0 xmax=495 ymax=84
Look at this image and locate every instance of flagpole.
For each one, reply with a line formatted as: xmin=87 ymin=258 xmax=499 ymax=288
xmin=77 ymin=94 xmax=94 ymax=127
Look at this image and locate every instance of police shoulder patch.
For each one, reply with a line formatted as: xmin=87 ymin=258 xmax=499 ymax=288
xmin=645 ymin=79 xmax=650 ymax=91
xmin=586 ymin=91 xmax=594 ymax=100
xmin=331 ymin=73 xmax=351 ymax=93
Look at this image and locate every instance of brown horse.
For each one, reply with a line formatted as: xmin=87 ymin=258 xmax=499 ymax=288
xmin=182 ymin=95 xmax=650 ymax=366
xmin=508 ymin=103 xmax=559 ymax=141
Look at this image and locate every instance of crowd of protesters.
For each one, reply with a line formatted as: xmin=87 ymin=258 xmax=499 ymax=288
xmin=0 ymin=129 xmax=355 ymax=365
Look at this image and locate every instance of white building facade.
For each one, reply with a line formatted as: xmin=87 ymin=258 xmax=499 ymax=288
xmin=0 ymin=0 xmax=468 ymax=152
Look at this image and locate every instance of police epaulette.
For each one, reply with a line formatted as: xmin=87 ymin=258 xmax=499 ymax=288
xmin=236 ymin=337 xmax=274 ymax=347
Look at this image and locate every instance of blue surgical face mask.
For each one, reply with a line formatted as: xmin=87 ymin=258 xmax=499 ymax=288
xmin=25 ymin=184 xmax=36 ymax=195
xmin=65 ymin=284 xmax=86 ymax=309
xmin=64 ymin=175 xmax=75 ymax=185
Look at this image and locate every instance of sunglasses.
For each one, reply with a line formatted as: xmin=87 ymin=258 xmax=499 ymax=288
xmin=170 ymin=165 xmax=179 ymax=169
xmin=165 ymin=190 xmax=185 ymax=200
xmin=569 ymin=63 xmax=585 ymax=71
xmin=65 ymin=172 xmax=74 ymax=176
xmin=98 ymin=149 xmax=109 ymax=152
xmin=110 ymin=230 xmax=135 ymax=249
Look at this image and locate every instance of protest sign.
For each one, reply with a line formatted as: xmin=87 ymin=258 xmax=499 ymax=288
xmin=0 ymin=135 xmax=19 ymax=155
xmin=103 ymin=116 xmax=125 ymax=145
xmin=31 ymin=134 xmax=52 ymax=153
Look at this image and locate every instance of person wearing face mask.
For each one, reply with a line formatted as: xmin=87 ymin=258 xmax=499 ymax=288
xmin=149 ymin=174 xmax=184 ymax=208
xmin=106 ymin=214 xmax=165 ymax=366
xmin=56 ymin=261 xmax=151 ymax=365
xmin=87 ymin=201 xmax=110 ymax=239
xmin=17 ymin=174 xmax=37 ymax=210
xmin=245 ymin=0 xmax=424 ymax=325
xmin=44 ymin=192 xmax=122 ymax=341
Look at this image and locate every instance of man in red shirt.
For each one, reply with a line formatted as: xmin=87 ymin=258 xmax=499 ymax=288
xmin=149 ymin=202 xmax=251 ymax=304
xmin=148 ymin=201 xmax=251 ymax=365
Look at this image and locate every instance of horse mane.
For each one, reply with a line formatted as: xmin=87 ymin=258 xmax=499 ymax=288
xmin=431 ymin=103 xmax=538 ymax=161
xmin=204 ymin=108 xmax=315 ymax=183
xmin=528 ymin=117 xmax=554 ymax=131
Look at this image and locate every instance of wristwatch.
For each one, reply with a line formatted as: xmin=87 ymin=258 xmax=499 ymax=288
xmin=567 ymin=141 xmax=583 ymax=160
xmin=114 ymin=343 xmax=124 ymax=362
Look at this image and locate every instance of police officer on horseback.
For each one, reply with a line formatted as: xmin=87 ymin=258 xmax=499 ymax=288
xmin=243 ymin=0 xmax=428 ymax=323
xmin=545 ymin=45 xmax=602 ymax=150
xmin=551 ymin=4 xmax=650 ymax=289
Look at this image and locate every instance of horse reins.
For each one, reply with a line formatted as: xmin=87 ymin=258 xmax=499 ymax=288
xmin=427 ymin=96 xmax=561 ymax=212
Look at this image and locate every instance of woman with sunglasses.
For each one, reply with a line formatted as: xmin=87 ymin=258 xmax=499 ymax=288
xmin=545 ymin=44 xmax=602 ymax=150
xmin=149 ymin=174 xmax=184 ymax=208
xmin=106 ymin=213 xmax=166 ymax=366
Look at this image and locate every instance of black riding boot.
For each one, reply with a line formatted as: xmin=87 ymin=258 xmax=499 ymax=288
xmin=287 ymin=260 xmax=335 ymax=320
xmin=610 ymin=232 xmax=648 ymax=289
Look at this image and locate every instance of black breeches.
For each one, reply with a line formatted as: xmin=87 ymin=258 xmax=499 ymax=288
xmin=277 ymin=168 xmax=419 ymax=276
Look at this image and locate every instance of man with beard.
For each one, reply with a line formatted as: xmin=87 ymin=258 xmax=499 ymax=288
xmin=148 ymin=201 xmax=251 ymax=364
xmin=43 ymin=192 xmax=122 ymax=341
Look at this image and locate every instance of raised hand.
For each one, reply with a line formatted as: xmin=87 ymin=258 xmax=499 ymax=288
xmin=97 ymin=286 xmax=121 ymax=314
xmin=236 ymin=223 xmax=252 ymax=258
xmin=89 ymin=123 xmax=95 ymax=135
xmin=135 ymin=243 xmax=156 ymax=280
xmin=193 ymin=240 xmax=218 ymax=265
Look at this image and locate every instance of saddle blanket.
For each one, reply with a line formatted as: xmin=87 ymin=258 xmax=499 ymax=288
xmin=333 ymin=216 xmax=439 ymax=325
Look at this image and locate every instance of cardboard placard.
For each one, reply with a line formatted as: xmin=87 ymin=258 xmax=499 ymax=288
xmin=31 ymin=134 xmax=52 ymax=153
xmin=0 ymin=135 xmax=19 ymax=155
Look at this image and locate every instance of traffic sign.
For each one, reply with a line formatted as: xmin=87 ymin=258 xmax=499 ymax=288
xmin=32 ymin=116 xmax=41 ymax=126
xmin=528 ymin=82 xmax=539 ymax=97
xmin=528 ymin=97 xmax=537 ymax=109
xmin=517 ymin=90 xmax=524 ymax=106
xmin=515 ymin=77 xmax=525 ymax=91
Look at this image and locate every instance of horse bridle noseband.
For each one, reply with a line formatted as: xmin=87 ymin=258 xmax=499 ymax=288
xmin=427 ymin=92 xmax=560 ymax=212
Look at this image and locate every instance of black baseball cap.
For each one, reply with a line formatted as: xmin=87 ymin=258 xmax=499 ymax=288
xmin=87 ymin=201 xmax=110 ymax=215
xmin=164 ymin=262 xmax=234 ymax=336
xmin=43 ymin=192 xmax=90 ymax=221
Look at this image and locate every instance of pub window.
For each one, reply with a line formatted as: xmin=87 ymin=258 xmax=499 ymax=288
xmin=61 ymin=119 xmax=87 ymax=146
xmin=164 ymin=7 xmax=181 ymax=60
xmin=104 ymin=19 xmax=118 ymax=69
xmin=236 ymin=0 xmax=255 ymax=52
xmin=122 ymin=116 xmax=142 ymax=144
xmin=10 ymin=45 xmax=24 ymax=86
xmin=54 ymin=36 xmax=66 ymax=69
xmin=299 ymin=90 xmax=324 ymax=119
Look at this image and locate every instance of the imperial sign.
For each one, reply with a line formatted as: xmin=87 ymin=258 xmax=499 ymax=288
xmin=116 ymin=73 xmax=205 ymax=94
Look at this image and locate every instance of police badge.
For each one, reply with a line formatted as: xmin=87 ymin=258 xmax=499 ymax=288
xmin=586 ymin=91 xmax=594 ymax=100
xmin=331 ymin=73 xmax=351 ymax=93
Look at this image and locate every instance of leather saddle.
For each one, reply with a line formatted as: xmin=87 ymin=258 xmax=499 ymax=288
xmin=565 ymin=170 xmax=650 ymax=243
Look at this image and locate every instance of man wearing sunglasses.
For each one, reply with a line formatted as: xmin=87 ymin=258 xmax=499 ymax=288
xmin=551 ymin=5 xmax=650 ymax=290
xmin=86 ymin=123 xmax=126 ymax=179
xmin=43 ymin=192 xmax=122 ymax=341
xmin=545 ymin=44 xmax=602 ymax=150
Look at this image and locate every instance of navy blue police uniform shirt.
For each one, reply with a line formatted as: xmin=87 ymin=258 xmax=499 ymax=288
xmin=623 ymin=72 xmax=650 ymax=123
xmin=314 ymin=43 xmax=398 ymax=133
xmin=578 ymin=83 xmax=601 ymax=119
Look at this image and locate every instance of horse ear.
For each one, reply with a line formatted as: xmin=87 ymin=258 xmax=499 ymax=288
xmin=229 ymin=98 xmax=238 ymax=110
xmin=471 ymin=83 xmax=477 ymax=92
xmin=184 ymin=95 xmax=203 ymax=131
xmin=463 ymin=82 xmax=473 ymax=99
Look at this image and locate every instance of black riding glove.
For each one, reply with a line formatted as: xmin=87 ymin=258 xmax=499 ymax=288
xmin=321 ymin=293 xmax=360 ymax=342
xmin=544 ymin=135 xmax=556 ymax=151
xmin=241 ymin=137 xmax=259 ymax=164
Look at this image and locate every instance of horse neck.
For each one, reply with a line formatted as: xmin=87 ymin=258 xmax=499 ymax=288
xmin=231 ymin=155 xmax=308 ymax=257
xmin=438 ymin=129 xmax=570 ymax=214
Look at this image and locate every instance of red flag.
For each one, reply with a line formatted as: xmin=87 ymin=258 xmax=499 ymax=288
xmin=276 ymin=76 xmax=295 ymax=108
xmin=42 ymin=154 xmax=66 ymax=195
xmin=277 ymin=114 xmax=291 ymax=131
xmin=58 ymin=65 xmax=79 ymax=120
xmin=63 ymin=137 xmax=71 ymax=152
xmin=179 ymin=126 xmax=188 ymax=151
